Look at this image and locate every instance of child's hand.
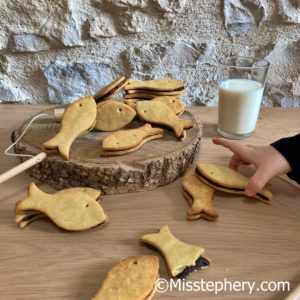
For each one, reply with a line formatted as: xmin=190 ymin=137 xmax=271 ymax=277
xmin=212 ymin=138 xmax=292 ymax=197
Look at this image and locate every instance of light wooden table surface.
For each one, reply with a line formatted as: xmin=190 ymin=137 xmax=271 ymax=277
xmin=0 ymin=105 xmax=299 ymax=300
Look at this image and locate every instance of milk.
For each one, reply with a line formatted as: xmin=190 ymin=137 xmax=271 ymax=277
xmin=218 ymin=79 xmax=264 ymax=136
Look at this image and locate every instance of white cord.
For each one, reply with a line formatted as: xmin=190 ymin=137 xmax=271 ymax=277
xmin=4 ymin=113 xmax=50 ymax=158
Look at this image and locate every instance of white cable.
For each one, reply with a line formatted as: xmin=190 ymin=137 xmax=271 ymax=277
xmin=4 ymin=113 xmax=50 ymax=158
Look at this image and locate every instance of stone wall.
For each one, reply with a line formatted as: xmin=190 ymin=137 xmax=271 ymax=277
xmin=0 ymin=0 xmax=299 ymax=106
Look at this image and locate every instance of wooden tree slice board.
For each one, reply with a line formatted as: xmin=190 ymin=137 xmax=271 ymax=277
xmin=13 ymin=107 xmax=202 ymax=194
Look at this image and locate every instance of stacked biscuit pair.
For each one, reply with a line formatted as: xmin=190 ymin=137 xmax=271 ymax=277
xmin=15 ymin=183 xmax=108 ymax=231
xmin=123 ymin=78 xmax=185 ymax=100
xmin=182 ymin=164 xmax=273 ymax=221
xmin=92 ymin=225 xmax=210 ymax=300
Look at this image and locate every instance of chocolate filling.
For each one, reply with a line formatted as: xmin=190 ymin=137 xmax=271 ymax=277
xmin=126 ymin=86 xmax=185 ymax=93
xmin=20 ymin=213 xmax=41 ymax=222
xmin=97 ymin=79 xmax=127 ymax=102
xmin=177 ymin=256 xmax=210 ymax=279
xmin=195 ymin=169 xmax=269 ymax=202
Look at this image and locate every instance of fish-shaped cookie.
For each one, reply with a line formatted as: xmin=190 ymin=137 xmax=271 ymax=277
xmin=124 ymin=97 xmax=185 ymax=116
xmin=43 ymin=96 xmax=97 ymax=160
xmin=94 ymin=100 xmax=136 ymax=132
xmin=195 ymin=163 xmax=273 ymax=204
xmin=92 ymin=255 xmax=159 ymax=300
xmin=101 ymin=123 xmax=164 ymax=152
xmin=15 ymin=187 xmax=102 ymax=229
xmin=15 ymin=183 xmax=108 ymax=231
xmin=140 ymin=225 xmax=210 ymax=278
xmin=136 ymin=101 xmax=193 ymax=137
xmin=125 ymin=78 xmax=185 ymax=92
xmin=182 ymin=169 xmax=218 ymax=221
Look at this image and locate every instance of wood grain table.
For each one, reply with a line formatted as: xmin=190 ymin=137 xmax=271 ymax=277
xmin=0 ymin=105 xmax=299 ymax=300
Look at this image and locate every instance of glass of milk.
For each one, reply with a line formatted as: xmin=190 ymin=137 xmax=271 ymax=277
xmin=218 ymin=56 xmax=270 ymax=139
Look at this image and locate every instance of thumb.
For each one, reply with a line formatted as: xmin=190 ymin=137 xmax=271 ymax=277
xmin=245 ymin=167 xmax=271 ymax=197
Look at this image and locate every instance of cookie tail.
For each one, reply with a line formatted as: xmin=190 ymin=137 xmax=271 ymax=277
xmin=182 ymin=119 xmax=194 ymax=129
xmin=15 ymin=211 xmax=45 ymax=229
xmin=174 ymin=123 xmax=184 ymax=138
xmin=43 ymin=133 xmax=71 ymax=160
xmin=15 ymin=183 xmax=48 ymax=213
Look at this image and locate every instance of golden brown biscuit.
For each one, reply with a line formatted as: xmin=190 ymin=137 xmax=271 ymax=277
xmin=126 ymin=89 xmax=185 ymax=96
xmin=140 ymin=225 xmax=210 ymax=278
xmin=124 ymin=97 xmax=185 ymax=116
xmin=125 ymin=78 xmax=184 ymax=92
xmin=195 ymin=163 xmax=273 ymax=203
xmin=136 ymin=101 xmax=193 ymax=138
xmin=100 ymin=134 xmax=163 ymax=156
xmin=101 ymin=124 xmax=164 ymax=151
xmin=92 ymin=255 xmax=159 ymax=300
xmin=182 ymin=169 xmax=218 ymax=221
xmin=15 ymin=183 xmax=108 ymax=231
xmin=94 ymin=100 xmax=136 ymax=131
xmin=124 ymin=93 xmax=156 ymax=100
xmin=15 ymin=187 xmax=102 ymax=229
xmin=43 ymin=96 xmax=97 ymax=160
xmin=94 ymin=76 xmax=129 ymax=102
xmin=152 ymin=96 xmax=185 ymax=116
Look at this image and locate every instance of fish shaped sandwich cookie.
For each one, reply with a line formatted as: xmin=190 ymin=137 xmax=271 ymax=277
xmin=15 ymin=183 xmax=108 ymax=231
xmin=124 ymin=96 xmax=185 ymax=116
xmin=195 ymin=163 xmax=273 ymax=204
xmin=94 ymin=76 xmax=129 ymax=102
xmin=43 ymin=96 xmax=97 ymax=160
xmin=94 ymin=100 xmax=136 ymax=132
xmin=92 ymin=255 xmax=159 ymax=300
xmin=100 ymin=124 xmax=164 ymax=156
xmin=182 ymin=169 xmax=218 ymax=221
xmin=15 ymin=186 xmax=102 ymax=229
xmin=136 ymin=101 xmax=193 ymax=138
xmin=125 ymin=78 xmax=185 ymax=92
xmin=140 ymin=225 xmax=210 ymax=278
xmin=124 ymin=78 xmax=185 ymax=100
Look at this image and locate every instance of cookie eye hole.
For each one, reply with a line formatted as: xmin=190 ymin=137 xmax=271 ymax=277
xmin=79 ymin=103 xmax=83 ymax=107
xmin=172 ymin=100 xmax=175 ymax=103
xmin=133 ymin=261 xmax=138 ymax=265
xmin=143 ymin=110 xmax=147 ymax=113
xmin=85 ymin=204 xmax=89 ymax=208
xmin=118 ymin=108 xmax=122 ymax=112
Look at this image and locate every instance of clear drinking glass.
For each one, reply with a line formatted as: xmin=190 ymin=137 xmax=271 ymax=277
xmin=218 ymin=56 xmax=270 ymax=139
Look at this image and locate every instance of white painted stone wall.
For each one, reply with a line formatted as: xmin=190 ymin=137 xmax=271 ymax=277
xmin=0 ymin=0 xmax=299 ymax=106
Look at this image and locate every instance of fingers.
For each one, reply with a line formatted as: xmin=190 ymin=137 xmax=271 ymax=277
xmin=245 ymin=167 xmax=271 ymax=197
xmin=229 ymin=154 xmax=244 ymax=170
xmin=212 ymin=138 xmax=247 ymax=156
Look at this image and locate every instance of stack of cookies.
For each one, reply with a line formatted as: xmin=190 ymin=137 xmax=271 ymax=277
xmin=182 ymin=163 xmax=273 ymax=222
xmin=42 ymin=76 xmax=192 ymax=159
xmin=124 ymin=78 xmax=185 ymax=100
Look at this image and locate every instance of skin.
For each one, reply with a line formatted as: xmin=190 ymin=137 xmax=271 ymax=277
xmin=212 ymin=138 xmax=292 ymax=197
